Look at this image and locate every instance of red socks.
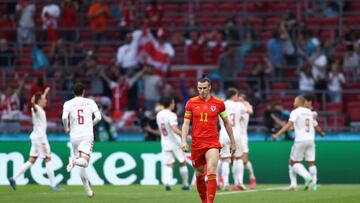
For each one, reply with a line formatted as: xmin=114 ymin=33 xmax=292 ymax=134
xmin=196 ymin=175 xmax=207 ymax=203
xmin=207 ymin=174 xmax=217 ymax=203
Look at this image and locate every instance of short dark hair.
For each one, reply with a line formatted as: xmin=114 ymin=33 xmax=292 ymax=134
xmin=198 ymin=74 xmax=211 ymax=84
xmin=72 ymin=82 xmax=85 ymax=96
xmin=162 ymin=97 xmax=174 ymax=108
xmin=303 ymin=94 xmax=315 ymax=102
xmin=34 ymin=92 xmax=43 ymax=104
xmin=226 ymin=87 xmax=238 ymax=99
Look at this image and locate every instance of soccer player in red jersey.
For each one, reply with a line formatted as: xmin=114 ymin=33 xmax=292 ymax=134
xmin=181 ymin=76 xmax=236 ymax=203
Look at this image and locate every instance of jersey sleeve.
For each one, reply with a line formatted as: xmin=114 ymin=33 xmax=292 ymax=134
xmin=169 ymin=113 xmax=178 ymax=126
xmin=219 ymin=101 xmax=227 ymax=118
xmin=289 ymin=110 xmax=297 ymax=122
xmin=184 ymin=101 xmax=192 ymax=120
xmin=62 ymin=102 xmax=69 ymax=119
xmin=91 ymin=100 xmax=100 ymax=113
xmin=313 ymin=119 xmax=318 ymax=127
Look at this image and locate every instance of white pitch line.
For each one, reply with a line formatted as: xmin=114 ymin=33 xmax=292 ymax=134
xmin=217 ymin=186 xmax=288 ymax=195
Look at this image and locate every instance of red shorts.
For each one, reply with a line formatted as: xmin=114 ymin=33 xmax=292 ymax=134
xmin=191 ymin=145 xmax=221 ymax=169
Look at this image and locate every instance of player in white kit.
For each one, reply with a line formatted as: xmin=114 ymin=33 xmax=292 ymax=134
xmin=273 ymin=96 xmax=325 ymax=191
xmin=8 ymin=87 xmax=62 ymax=190
xmin=156 ymin=97 xmax=189 ymax=191
xmin=62 ymin=83 xmax=101 ymax=197
xmin=218 ymin=88 xmax=245 ymax=190
xmin=237 ymin=93 xmax=256 ymax=190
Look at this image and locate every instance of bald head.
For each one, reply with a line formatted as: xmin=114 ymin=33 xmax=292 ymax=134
xmin=294 ymin=96 xmax=306 ymax=108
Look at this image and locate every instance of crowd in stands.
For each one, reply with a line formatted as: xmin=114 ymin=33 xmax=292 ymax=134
xmin=0 ymin=0 xmax=360 ymax=140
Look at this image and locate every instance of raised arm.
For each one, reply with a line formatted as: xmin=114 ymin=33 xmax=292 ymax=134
xmin=272 ymin=121 xmax=293 ymax=139
xmin=128 ymin=68 xmax=145 ymax=87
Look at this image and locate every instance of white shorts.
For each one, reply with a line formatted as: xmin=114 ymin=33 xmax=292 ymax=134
xmin=29 ymin=139 xmax=51 ymax=159
xmin=238 ymin=136 xmax=249 ymax=154
xmin=220 ymin=136 xmax=249 ymax=158
xmin=162 ymin=148 xmax=186 ymax=165
xmin=71 ymin=136 xmax=94 ymax=157
xmin=290 ymin=141 xmax=315 ymax=162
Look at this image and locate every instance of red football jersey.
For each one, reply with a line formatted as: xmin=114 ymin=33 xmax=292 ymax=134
xmin=184 ymin=96 xmax=225 ymax=150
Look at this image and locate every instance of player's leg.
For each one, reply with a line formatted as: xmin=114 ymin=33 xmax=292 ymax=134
xmin=41 ymin=141 xmax=62 ymax=190
xmin=67 ymin=138 xmax=93 ymax=171
xmin=9 ymin=156 xmax=37 ymax=190
xmin=194 ymin=165 xmax=207 ymax=203
xmin=242 ymin=137 xmax=256 ymax=189
xmin=232 ymin=144 xmax=245 ymax=190
xmin=288 ymin=160 xmax=298 ymax=190
xmin=306 ymin=141 xmax=317 ymax=190
xmin=163 ymin=151 xmax=174 ymax=191
xmin=205 ymin=148 xmax=220 ymax=203
xmin=219 ymin=144 xmax=231 ymax=190
xmin=290 ymin=142 xmax=312 ymax=187
xmin=173 ymin=148 xmax=189 ymax=190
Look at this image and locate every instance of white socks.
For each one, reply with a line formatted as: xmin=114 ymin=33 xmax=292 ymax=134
xmin=232 ymin=159 xmax=244 ymax=185
xmin=14 ymin=161 xmax=33 ymax=180
xmin=75 ymin=157 xmax=89 ymax=168
xmin=309 ymin=165 xmax=317 ymax=184
xmin=79 ymin=167 xmax=91 ymax=192
xmin=179 ymin=165 xmax=189 ymax=186
xmin=289 ymin=165 xmax=297 ymax=186
xmin=45 ymin=161 xmax=56 ymax=187
xmin=245 ymin=161 xmax=255 ymax=179
xmin=293 ymin=163 xmax=311 ymax=180
xmin=221 ymin=161 xmax=230 ymax=187
xmin=163 ymin=165 xmax=173 ymax=186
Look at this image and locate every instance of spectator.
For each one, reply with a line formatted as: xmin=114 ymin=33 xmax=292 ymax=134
xmin=0 ymin=39 xmax=15 ymax=69
xmin=224 ymin=16 xmax=240 ymax=42
xmin=249 ymin=57 xmax=272 ymax=99
xmin=343 ymin=45 xmax=359 ymax=79
xmin=309 ymin=42 xmax=327 ymax=90
xmin=206 ymin=31 xmax=226 ymax=64
xmin=87 ymin=0 xmax=110 ymax=41
xmin=161 ymin=83 xmax=182 ymax=116
xmin=145 ymin=0 xmax=163 ymax=35
xmin=1 ymin=76 xmax=24 ymax=120
xmin=60 ymin=0 xmax=79 ymax=42
xmin=69 ymin=42 xmax=86 ymax=67
xmin=101 ymin=68 xmax=145 ymax=112
xmin=217 ymin=43 xmax=237 ymax=89
xmin=49 ymin=39 xmax=67 ymax=66
xmin=341 ymin=24 xmax=357 ymax=48
xmin=95 ymin=100 xmax=117 ymax=141
xmin=15 ymin=0 xmax=36 ymax=45
xmin=270 ymin=102 xmax=292 ymax=140
xmin=116 ymin=33 xmax=139 ymax=70
xmin=137 ymin=106 xmax=160 ymax=141
xmin=211 ymin=79 xmax=225 ymax=100
xmin=29 ymin=74 xmax=48 ymax=96
xmin=184 ymin=14 xmax=200 ymax=39
xmin=142 ymin=66 xmax=162 ymax=110
xmin=267 ymin=29 xmax=284 ymax=69
xmin=41 ymin=0 xmax=61 ymax=42
xmin=327 ymin=62 xmax=345 ymax=103
xmin=0 ymin=12 xmax=15 ymax=42
xmin=185 ymin=31 xmax=205 ymax=65
xmin=110 ymin=0 xmax=136 ymax=40
xmin=298 ymin=61 xmax=315 ymax=94
xmin=85 ymin=63 xmax=104 ymax=96
xmin=77 ymin=50 xmax=97 ymax=77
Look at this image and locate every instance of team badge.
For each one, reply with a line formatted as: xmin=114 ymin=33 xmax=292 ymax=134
xmin=211 ymin=106 xmax=216 ymax=111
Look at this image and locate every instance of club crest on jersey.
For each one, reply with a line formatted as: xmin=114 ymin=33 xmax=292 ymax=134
xmin=211 ymin=106 xmax=216 ymax=111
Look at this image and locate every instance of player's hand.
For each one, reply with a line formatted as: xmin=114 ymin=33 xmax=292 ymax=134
xmin=230 ymin=141 xmax=236 ymax=155
xmin=272 ymin=133 xmax=278 ymax=139
xmin=181 ymin=141 xmax=188 ymax=152
xmin=65 ymin=128 xmax=70 ymax=134
xmin=320 ymin=131 xmax=326 ymax=137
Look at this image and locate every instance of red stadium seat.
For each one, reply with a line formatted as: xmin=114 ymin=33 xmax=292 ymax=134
xmin=326 ymin=103 xmax=343 ymax=112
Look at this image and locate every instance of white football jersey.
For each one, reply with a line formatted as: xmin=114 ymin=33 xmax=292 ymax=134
xmin=239 ymin=110 xmax=249 ymax=137
xmin=219 ymin=100 xmax=246 ymax=143
xmin=29 ymin=104 xmax=47 ymax=141
xmin=289 ymin=107 xmax=318 ymax=142
xmin=156 ymin=109 xmax=181 ymax=151
xmin=62 ymin=97 xmax=99 ymax=139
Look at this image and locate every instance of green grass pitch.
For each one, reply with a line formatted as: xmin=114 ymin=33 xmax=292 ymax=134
xmin=1 ymin=184 xmax=360 ymax=203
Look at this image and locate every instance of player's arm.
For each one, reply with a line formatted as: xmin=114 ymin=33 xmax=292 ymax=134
xmin=244 ymin=101 xmax=254 ymax=115
xmin=171 ymin=124 xmax=182 ymax=136
xmin=220 ymin=111 xmax=236 ymax=154
xmin=92 ymin=101 xmax=102 ymax=125
xmin=315 ymin=125 xmax=325 ymax=137
xmin=181 ymin=118 xmax=190 ymax=152
xmin=43 ymin=87 xmax=50 ymax=98
xmin=31 ymin=95 xmax=38 ymax=113
xmin=272 ymin=121 xmax=293 ymax=139
xmin=62 ymin=104 xmax=70 ymax=134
